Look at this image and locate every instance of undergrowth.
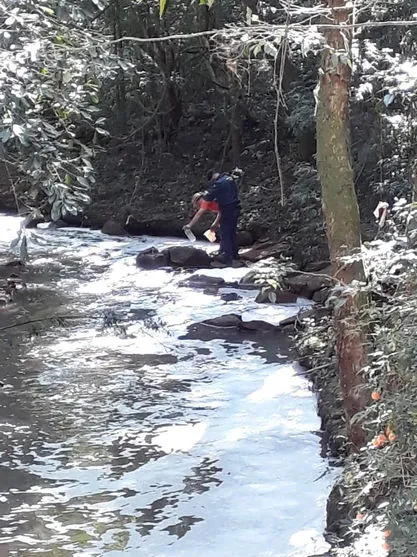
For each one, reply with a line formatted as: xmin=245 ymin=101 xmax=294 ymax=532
xmin=342 ymin=201 xmax=417 ymax=557
xmin=297 ymin=200 xmax=417 ymax=556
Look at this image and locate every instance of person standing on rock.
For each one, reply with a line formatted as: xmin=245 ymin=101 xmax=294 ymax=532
xmin=202 ymin=170 xmax=240 ymax=265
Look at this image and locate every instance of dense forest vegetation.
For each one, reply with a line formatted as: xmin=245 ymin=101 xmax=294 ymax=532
xmin=1 ymin=0 xmax=417 ymax=555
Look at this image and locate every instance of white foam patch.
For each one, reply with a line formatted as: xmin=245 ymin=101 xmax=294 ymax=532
xmin=242 ymin=303 xmax=309 ymax=326
xmin=0 ymin=214 xmax=25 ymax=246
xmin=0 ymin=215 xmax=336 ymax=557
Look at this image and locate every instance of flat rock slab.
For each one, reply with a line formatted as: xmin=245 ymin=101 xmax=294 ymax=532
xmin=220 ymin=292 xmax=242 ymax=302
xmin=202 ymin=314 xmax=243 ymax=328
xmin=255 ymin=289 xmax=298 ymax=304
xmin=283 ymin=272 xmax=333 ymax=299
xmin=240 ymin=319 xmax=279 ymax=332
xmin=240 ymin=241 xmax=292 ymax=262
xmin=182 ymin=275 xmax=226 ymax=288
xmin=200 ymin=313 xmax=281 ymax=332
xmin=180 ymin=275 xmax=243 ymax=291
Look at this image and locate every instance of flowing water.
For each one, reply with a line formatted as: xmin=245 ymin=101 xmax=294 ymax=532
xmin=0 ymin=215 xmax=334 ymax=557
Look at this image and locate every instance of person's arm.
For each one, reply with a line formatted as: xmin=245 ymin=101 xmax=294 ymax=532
xmin=210 ymin=212 xmax=220 ymax=231
xmin=185 ymin=208 xmax=206 ymax=229
xmin=203 ymin=181 xmax=220 ymax=202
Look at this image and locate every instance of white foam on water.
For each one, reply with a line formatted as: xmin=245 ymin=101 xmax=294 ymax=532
xmin=0 ymin=215 xmax=336 ymax=557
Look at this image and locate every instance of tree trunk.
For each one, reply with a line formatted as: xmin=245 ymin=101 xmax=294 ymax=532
xmin=316 ymin=0 xmax=363 ymax=283
xmin=316 ymin=0 xmax=367 ymax=451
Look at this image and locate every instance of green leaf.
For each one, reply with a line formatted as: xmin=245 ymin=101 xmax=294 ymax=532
xmin=160 ymin=0 xmax=168 ymax=17
xmin=51 ymin=200 xmax=62 ymax=221
xmin=20 ymin=235 xmax=28 ymax=263
xmin=77 ymin=176 xmax=90 ymax=188
xmin=252 ymin=42 xmax=263 ymax=57
xmin=0 ymin=129 xmax=11 ymax=143
xmin=64 ymin=174 xmax=72 ymax=186
xmin=10 ymin=229 xmax=22 ymax=250
xmin=268 ymin=291 xmax=277 ymax=303
xmin=89 ymin=93 xmax=100 ymax=104
xmin=263 ymin=41 xmax=278 ymax=57
xmin=40 ymin=6 xmax=55 ymax=16
xmin=246 ymin=6 xmax=252 ymax=25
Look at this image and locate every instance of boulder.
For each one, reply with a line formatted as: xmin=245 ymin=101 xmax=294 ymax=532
xmin=136 ymin=247 xmax=169 ymax=269
xmin=62 ymin=213 xmax=89 ymax=227
xmin=240 ymin=240 xmax=292 ymax=263
xmin=201 ymin=313 xmax=278 ymax=332
xmin=41 ymin=219 xmax=67 ymax=229
xmin=239 ymin=269 xmax=262 ymax=286
xmin=220 ymin=292 xmax=242 ymax=302
xmin=237 ymin=230 xmax=254 ymax=247
xmin=125 ymin=214 xmax=183 ymax=237
xmin=101 ymin=219 xmax=127 ymax=236
xmin=312 ymin=288 xmax=330 ymax=304
xmin=246 ymin=222 xmax=268 ymax=242
xmin=255 ymin=289 xmax=298 ymax=304
xmin=241 ymin=319 xmax=278 ymax=332
xmin=165 ymin=246 xmax=212 ymax=268
xmin=283 ymin=272 xmax=332 ymax=299
xmin=278 ymin=314 xmax=298 ymax=329
xmin=239 ymin=270 xmax=279 ymax=290
xmin=3 ymin=259 xmax=24 ymax=269
xmin=211 ymin=259 xmax=246 ymax=269
xmin=303 ymin=260 xmax=331 ymax=273
xmin=186 ymin=275 xmax=226 ymax=288
xmin=24 ymin=214 xmax=45 ymax=228
xmin=202 ymin=314 xmax=242 ymax=328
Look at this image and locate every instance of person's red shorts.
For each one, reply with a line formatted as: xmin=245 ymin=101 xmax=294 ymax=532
xmin=199 ymin=200 xmax=219 ymax=212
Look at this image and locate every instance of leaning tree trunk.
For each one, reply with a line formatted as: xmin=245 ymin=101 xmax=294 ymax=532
xmin=316 ymin=0 xmax=367 ymax=451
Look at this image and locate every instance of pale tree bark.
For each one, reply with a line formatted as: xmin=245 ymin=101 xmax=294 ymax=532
xmin=316 ymin=0 xmax=367 ymax=451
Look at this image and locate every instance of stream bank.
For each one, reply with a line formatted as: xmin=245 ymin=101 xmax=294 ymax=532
xmin=292 ymin=202 xmax=417 ymax=557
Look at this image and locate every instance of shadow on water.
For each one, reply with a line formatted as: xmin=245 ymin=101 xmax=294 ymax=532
xmin=182 ymin=323 xmax=293 ymax=364
xmin=0 ymin=217 xmax=335 ymax=557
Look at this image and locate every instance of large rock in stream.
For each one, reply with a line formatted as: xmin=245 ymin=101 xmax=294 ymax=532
xmin=240 ymin=239 xmax=292 ymax=262
xmin=164 ymin=246 xmax=212 ymax=268
xmin=136 ymin=247 xmax=169 ymax=269
xmin=125 ymin=214 xmax=184 ymax=237
xmin=101 ymin=219 xmax=127 ymax=236
xmin=283 ymin=271 xmax=332 ymax=299
xmin=136 ymin=246 xmax=212 ymax=269
xmin=200 ymin=313 xmax=281 ymax=332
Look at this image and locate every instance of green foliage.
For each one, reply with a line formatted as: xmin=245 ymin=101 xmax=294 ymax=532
xmin=0 ymin=0 xmax=112 ymax=219
xmin=159 ymin=0 xmax=168 ymax=17
xmin=333 ymin=202 xmax=417 ymax=555
xmin=351 ymin=1 xmax=417 ymax=205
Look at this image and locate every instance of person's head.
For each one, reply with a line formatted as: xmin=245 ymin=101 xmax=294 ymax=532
xmin=191 ymin=192 xmax=204 ymax=210
xmin=207 ymin=170 xmax=220 ymax=183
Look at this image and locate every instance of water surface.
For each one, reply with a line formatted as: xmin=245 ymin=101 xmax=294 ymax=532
xmin=0 ymin=216 xmax=333 ymax=557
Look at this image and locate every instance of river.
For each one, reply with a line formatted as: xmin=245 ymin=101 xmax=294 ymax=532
xmin=0 ymin=215 xmax=334 ymax=557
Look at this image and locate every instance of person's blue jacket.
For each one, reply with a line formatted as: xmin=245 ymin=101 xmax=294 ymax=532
xmin=203 ymin=174 xmax=240 ymax=211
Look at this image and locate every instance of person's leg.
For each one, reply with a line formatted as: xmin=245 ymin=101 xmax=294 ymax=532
xmin=219 ymin=212 xmax=234 ymax=264
xmin=232 ymin=209 xmax=240 ymax=260
xmin=218 ymin=229 xmax=225 ymax=255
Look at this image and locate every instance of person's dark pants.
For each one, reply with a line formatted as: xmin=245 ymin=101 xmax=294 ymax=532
xmin=219 ymin=206 xmax=240 ymax=264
